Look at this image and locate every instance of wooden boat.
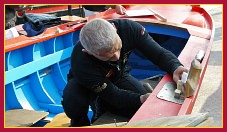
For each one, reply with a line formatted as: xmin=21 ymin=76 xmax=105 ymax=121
xmin=5 ymin=5 xmax=215 ymax=127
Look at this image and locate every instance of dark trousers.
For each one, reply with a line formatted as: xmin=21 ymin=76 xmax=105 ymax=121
xmin=61 ymin=73 xmax=147 ymax=127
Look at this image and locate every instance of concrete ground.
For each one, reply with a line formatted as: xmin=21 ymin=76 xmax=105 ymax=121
xmin=192 ymin=5 xmax=223 ymax=127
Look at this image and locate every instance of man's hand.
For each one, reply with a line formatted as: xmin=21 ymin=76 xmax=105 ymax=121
xmin=115 ymin=5 xmax=126 ymax=15
xmin=173 ymin=66 xmax=188 ymax=83
xmin=140 ymin=93 xmax=151 ymax=103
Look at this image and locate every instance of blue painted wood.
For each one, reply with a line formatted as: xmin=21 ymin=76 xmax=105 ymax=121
xmin=72 ymin=31 xmax=80 ymax=45
xmin=5 ymin=31 xmax=81 ymax=122
xmin=30 ymin=72 xmax=55 ymax=104
xmin=5 ymin=47 xmax=73 ymax=85
xmin=61 ymin=32 xmax=74 ymax=48
xmin=52 ymin=63 xmax=67 ymax=93
xmin=33 ymin=40 xmax=54 ymax=60
xmin=6 ymin=46 xmax=33 ymax=71
xmin=142 ymin=23 xmax=190 ymax=39
xmin=58 ymin=58 xmax=70 ymax=85
xmin=38 ymin=66 xmax=62 ymax=104
xmin=41 ymin=38 xmax=56 ymax=55
xmin=6 ymin=76 xmax=46 ymax=111
xmin=38 ymin=102 xmax=64 ymax=114
xmin=5 ymin=83 xmax=23 ymax=110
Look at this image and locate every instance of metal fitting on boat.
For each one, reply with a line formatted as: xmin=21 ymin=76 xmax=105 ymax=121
xmin=174 ymin=80 xmax=184 ymax=99
xmin=183 ymin=59 xmax=202 ymax=97
xmin=195 ymin=50 xmax=205 ymax=63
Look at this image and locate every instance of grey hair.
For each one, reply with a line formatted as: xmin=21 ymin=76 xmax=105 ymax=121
xmin=79 ymin=18 xmax=117 ymax=55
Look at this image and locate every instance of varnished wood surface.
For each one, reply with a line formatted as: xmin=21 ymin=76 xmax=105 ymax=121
xmin=5 ymin=109 xmax=49 ymax=127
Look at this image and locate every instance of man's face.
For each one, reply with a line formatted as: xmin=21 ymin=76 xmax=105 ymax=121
xmin=93 ymin=35 xmax=122 ymax=62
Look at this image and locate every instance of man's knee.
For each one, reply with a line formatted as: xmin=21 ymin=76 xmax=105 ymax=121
xmin=62 ymin=79 xmax=90 ymax=106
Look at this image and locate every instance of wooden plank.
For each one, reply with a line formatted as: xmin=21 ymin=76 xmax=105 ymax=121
xmin=148 ymin=8 xmax=167 ymax=22
xmin=127 ymin=113 xmax=210 ymax=127
xmin=196 ymin=117 xmax=214 ymax=127
xmin=60 ymin=15 xmax=86 ymax=22
xmin=90 ymin=122 xmax=127 ymax=127
xmin=92 ymin=112 xmax=129 ymax=126
xmin=5 ymin=109 xmax=49 ymax=127
xmin=44 ymin=113 xmax=70 ymax=127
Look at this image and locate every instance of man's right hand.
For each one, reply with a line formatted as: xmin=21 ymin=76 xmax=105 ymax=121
xmin=140 ymin=93 xmax=151 ymax=103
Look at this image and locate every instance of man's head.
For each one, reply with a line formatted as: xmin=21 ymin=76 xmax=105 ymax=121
xmin=80 ymin=18 xmax=122 ymax=61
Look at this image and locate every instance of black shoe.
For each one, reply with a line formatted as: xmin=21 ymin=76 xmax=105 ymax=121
xmin=70 ymin=115 xmax=90 ymax=127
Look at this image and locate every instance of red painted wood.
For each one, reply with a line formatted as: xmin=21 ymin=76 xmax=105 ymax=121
xmin=24 ymin=5 xmax=79 ymax=14
xmin=5 ymin=22 xmax=84 ymax=52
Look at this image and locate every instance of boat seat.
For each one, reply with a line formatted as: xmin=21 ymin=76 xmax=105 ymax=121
xmin=5 ymin=109 xmax=49 ymax=127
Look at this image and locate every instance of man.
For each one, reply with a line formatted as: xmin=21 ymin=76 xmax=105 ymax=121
xmin=5 ymin=5 xmax=17 ymax=30
xmin=62 ymin=18 xmax=188 ymax=127
xmin=5 ymin=5 xmax=20 ymax=39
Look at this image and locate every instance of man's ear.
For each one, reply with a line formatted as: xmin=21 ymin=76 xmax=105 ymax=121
xmin=111 ymin=23 xmax=117 ymax=32
xmin=82 ymin=49 xmax=93 ymax=55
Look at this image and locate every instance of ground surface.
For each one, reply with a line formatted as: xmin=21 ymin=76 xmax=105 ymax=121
xmin=192 ymin=5 xmax=223 ymax=127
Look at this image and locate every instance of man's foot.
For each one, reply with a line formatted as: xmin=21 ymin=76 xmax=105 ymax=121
xmin=69 ymin=116 xmax=90 ymax=127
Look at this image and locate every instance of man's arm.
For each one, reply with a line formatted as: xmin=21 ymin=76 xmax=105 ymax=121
xmin=91 ymin=78 xmax=142 ymax=111
xmin=130 ymin=21 xmax=183 ymax=76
